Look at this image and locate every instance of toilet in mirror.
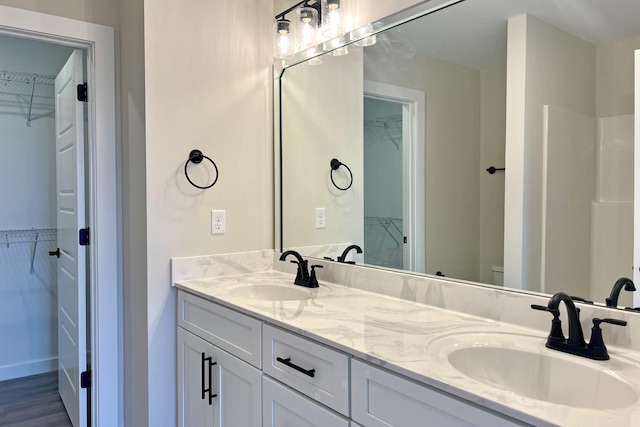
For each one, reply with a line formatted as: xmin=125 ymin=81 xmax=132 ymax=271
xmin=276 ymin=0 xmax=640 ymax=310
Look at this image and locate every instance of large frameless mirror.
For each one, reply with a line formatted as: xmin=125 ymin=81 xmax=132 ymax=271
xmin=276 ymin=0 xmax=640 ymax=311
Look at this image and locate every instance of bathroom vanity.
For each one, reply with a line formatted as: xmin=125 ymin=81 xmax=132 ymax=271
xmin=173 ymin=255 xmax=640 ymax=427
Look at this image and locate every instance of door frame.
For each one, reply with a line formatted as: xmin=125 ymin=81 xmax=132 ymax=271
xmin=0 ymin=6 xmax=119 ymax=426
xmin=364 ymin=80 xmax=425 ymax=273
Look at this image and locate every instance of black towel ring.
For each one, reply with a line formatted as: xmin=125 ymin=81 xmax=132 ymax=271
xmin=330 ymin=158 xmax=353 ymax=191
xmin=185 ymin=149 xmax=219 ymax=189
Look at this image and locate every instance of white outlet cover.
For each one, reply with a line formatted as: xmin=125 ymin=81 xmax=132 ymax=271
xmin=211 ymin=210 xmax=226 ymax=235
xmin=315 ymin=207 xmax=326 ymax=229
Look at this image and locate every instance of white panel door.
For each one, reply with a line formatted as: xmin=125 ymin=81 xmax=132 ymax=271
xmin=214 ymin=345 xmax=262 ymax=427
xmin=177 ymin=328 xmax=215 ymax=427
xmin=55 ymin=49 xmax=87 ymax=427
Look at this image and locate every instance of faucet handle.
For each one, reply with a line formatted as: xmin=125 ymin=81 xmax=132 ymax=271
xmin=587 ymin=318 xmax=628 ymax=360
xmin=531 ymin=304 xmax=559 ymax=315
xmin=289 ymin=260 xmax=303 ymax=280
xmin=531 ymin=305 xmax=565 ymax=342
xmin=593 ymin=318 xmax=627 ymax=328
xmin=308 ymin=265 xmax=323 ymax=288
xmin=570 ymin=295 xmax=594 ymax=305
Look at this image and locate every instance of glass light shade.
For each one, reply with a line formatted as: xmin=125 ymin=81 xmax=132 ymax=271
xmin=274 ymin=19 xmax=293 ymax=59
xmin=324 ymin=35 xmax=348 ymax=56
xmin=297 ymin=7 xmax=319 ymax=51
xmin=355 ymin=35 xmax=376 ymax=46
xmin=304 ymin=47 xmax=322 ymax=65
xmin=351 ymin=24 xmax=377 ymax=46
xmin=322 ymin=0 xmax=344 ymax=38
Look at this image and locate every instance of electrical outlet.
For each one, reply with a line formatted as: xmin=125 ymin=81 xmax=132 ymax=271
xmin=315 ymin=207 xmax=326 ymax=229
xmin=211 ymin=210 xmax=226 ymax=235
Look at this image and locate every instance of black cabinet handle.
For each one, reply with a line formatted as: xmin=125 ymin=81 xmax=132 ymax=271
xmin=276 ymin=356 xmax=315 ymax=378
xmin=201 ymin=352 xmax=217 ymax=405
xmin=49 ymin=248 xmax=60 ymax=258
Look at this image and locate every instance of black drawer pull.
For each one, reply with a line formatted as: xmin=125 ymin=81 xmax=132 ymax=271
xmin=276 ymin=356 xmax=316 ymax=378
xmin=201 ymin=353 xmax=217 ymax=405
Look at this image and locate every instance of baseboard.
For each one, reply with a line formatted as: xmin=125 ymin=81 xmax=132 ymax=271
xmin=0 ymin=357 xmax=58 ymax=382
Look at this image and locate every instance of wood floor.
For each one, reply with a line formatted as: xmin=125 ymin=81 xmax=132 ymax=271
xmin=0 ymin=371 xmax=72 ymax=427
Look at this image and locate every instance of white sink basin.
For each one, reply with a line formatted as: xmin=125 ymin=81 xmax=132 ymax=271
xmin=430 ymin=332 xmax=639 ymax=410
xmin=229 ymin=284 xmax=315 ymax=301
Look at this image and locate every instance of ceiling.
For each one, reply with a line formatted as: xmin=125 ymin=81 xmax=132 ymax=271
xmin=380 ymin=0 xmax=640 ymax=70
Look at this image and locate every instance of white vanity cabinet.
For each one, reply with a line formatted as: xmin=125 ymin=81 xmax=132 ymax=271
xmin=263 ymin=376 xmax=351 ymax=427
xmin=262 ymin=324 xmax=352 ymax=426
xmin=176 ymin=288 xmax=529 ymax=427
xmin=351 ymin=359 xmax=524 ymax=427
xmin=177 ymin=290 xmax=263 ymax=427
xmin=262 ymin=324 xmax=350 ymax=416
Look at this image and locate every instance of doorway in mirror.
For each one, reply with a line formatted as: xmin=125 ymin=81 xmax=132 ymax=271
xmin=363 ymin=81 xmax=425 ymax=273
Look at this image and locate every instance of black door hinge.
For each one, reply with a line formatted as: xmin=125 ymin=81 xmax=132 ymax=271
xmin=81 ymin=370 xmax=91 ymax=389
xmin=77 ymin=83 xmax=88 ymax=102
xmin=403 ymin=236 xmax=408 ymax=244
xmin=79 ymin=227 xmax=90 ymax=246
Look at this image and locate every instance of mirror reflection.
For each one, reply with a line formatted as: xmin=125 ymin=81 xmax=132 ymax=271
xmin=278 ymin=0 xmax=640 ymax=310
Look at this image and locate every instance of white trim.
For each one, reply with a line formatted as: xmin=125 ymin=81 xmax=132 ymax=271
xmin=0 ymin=357 xmax=58 ymax=382
xmin=634 ymin=49 xmax=640 ymax=307
xmin=364 ymin=80 xmax=426 ymax=273
xmin=0 ymin=6 xmax=120 ymax=427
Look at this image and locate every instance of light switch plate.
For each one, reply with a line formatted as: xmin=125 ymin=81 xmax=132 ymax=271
xmin=315 ymin=207 xmax=326 ymax=229
xmin=211 ymin=210 xmax=226 ymax=235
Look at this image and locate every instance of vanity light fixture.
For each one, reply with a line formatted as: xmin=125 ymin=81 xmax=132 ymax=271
xmin=274 ymin=0 xmax=347 ymax=59
xmin=274 ymin=18 xmax=293 ymax=59
xmin=274 ymin=0 xmax=322 ymax=59
xmin=297 ymin=6 xmax=319 ymax=50
xmin=322 ymin=0 xmax=344 ymax=37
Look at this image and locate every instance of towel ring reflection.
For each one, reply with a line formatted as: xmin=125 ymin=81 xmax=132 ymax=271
xmin=185 ymin=149 xmax=219 ymax=189
xmin=330 ymin=158 xmax=353 ymax=191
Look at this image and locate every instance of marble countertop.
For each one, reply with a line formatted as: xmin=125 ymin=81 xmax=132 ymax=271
xmin=175 ymin=270 xmax=640 ymax=427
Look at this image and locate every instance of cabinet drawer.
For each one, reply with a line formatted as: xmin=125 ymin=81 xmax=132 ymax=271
xmin=262 ymin=376 xmax=350 ymax=427
xmin=178 ymin=290 xmax=262 ymax=368
xmin=263 ymin=324 xmax=350 ymax=416
xmin=351 ymin=359 xmax=524 ymax=427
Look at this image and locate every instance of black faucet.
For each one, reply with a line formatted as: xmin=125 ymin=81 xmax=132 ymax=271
xmin=605 ymin=277 xmax=636 ymax=308
xmin=532 ymin=292 xmax=627 ymax=360
xmin=337 ymin=244 xmax=363 ymax=264
xmin=278 ymin=250 xmax=320 ymax=288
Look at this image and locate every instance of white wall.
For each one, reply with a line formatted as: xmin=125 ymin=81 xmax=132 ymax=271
xmin=596 ymin=36 xmax=640 ymax=118
xmin=0 ymin=36 xmax=73 ymax=381
xmin=143 ymin=1 xmax=273 ymax=424
xmin=504 ymin=14 xmax=596 ymax=291
xmin=591 ymin=115 xmax=634 ymax=306
xmin=541 ymin=106 xmax=596 ymax=297
xmin=364 ymin=44 xmax=481 ymax=281
xmin=0 ymin=0 xmax=118 ymax=28
xmin=479 ymin=63 xmax=506 ymax=284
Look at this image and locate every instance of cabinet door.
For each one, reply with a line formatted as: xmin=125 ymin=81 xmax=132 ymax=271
xmin=177 ymin=328 xmax=215 ymax=427
xmin=263 ymin=376 xmax=350 ymax=427
xmin=351 ymin=359 xmax=523 ymax=427
xmin=214 ymin=346 xmax=262 ymax=427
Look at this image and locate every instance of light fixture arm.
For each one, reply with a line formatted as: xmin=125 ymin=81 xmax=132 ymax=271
xmin=275 ymin=0 xmax=322 ymax=26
